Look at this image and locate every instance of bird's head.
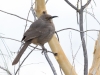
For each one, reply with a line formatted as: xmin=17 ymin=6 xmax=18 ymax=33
xmin=39 ymin=11 xmax=58 ymax=21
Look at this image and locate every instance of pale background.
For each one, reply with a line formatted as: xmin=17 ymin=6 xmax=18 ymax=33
xmin=0 ymin=0 xmax=100 ymax=75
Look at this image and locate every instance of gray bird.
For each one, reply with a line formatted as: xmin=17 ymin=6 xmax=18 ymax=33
xmin=12 ymin=12 xmax=58 ymax=65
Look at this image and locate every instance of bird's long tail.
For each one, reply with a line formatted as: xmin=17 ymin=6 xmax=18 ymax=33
xmin=12 ymin=41 xmax=31 ymax=65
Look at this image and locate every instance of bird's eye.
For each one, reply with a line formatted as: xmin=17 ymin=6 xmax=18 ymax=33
xmin=45 ymin=17 xmax=49 ymax=20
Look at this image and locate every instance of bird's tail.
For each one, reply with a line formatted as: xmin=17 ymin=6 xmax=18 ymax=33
xmin=12 ymin=41 xmax=31 ymax=65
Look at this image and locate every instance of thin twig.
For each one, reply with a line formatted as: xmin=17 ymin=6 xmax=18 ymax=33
xmin=76 ymin=0 xmax=79 ymax=24
xmin=93 ymin=0 xmax=96 ymax=6
xmin=21 ymin=62 xmax=44 ymax=67
xmin=24 ymin=7 xmax=32 ymax=33
xmin=84 ymin=10 xmax=100 ymax=25
xmin=31 ymin=1 xmax=37 ymax=21
xmin=0 ymin=36 xmax=21 ymax=42
xmin=0 ymin=10 xmax=33 ymax=23
xmin=0 ymin=49 xmax=8 ymax=69
xmin=0 ymin=38 xmax=12 ymax=62
xmin=45 ymin=0 xmax=49 ymax=4
xmin=0 ymin=66 xmax=12 ymax=75
xmin=55 ymin=31 xmax=60 ymax=42
xmin=56 ymin=28 xmax=100 ymax=33
xmin=31 ymin=7 xmax=37 ymax=21
xmin=69 ymin=31 xmax=76 ymax=74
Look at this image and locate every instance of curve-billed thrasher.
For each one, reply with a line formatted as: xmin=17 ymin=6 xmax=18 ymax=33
xmin=12 ymin=12 xmax=58 ymax=65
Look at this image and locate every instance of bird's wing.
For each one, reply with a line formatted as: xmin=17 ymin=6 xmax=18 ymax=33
xmin=22 ymin=19 xmax=46 ymax=42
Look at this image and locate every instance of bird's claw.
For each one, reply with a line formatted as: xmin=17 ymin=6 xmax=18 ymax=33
xmin=41 ymin=49 xmax=47 ymax=54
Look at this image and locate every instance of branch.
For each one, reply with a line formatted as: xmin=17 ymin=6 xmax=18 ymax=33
xmin=44 ymin=50 xmax=57 ymax=75
xmin=79 ymin=8 xmax=88 ymax=75
xmin=84 ymin=10 xmax=100 ymax=25
xmin=31 ymin=7 xmax=37 ymax=21
xmin=0 ymin=36 xmax=21 ymax=42
xmin=0 ymin=66 xmax=12 ymax=75
xmin=64 ymin=0 xmax=79 ymax=11
xmin=24 ymin=1 xmax=36 ymax=33
xmin=0 ymin=10 xmax=33 ymax=23
xmin=56 ymin=28 xmax=100 ymax=33
xmin=0 ymin=36 xmax=42 ymax=51
xmin=82 ymin=0 xmax=91 ymax=9
xmin=24 ymin=7 xmax=32 ymax=33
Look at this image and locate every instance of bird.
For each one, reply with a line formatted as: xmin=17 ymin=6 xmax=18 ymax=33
xmin=12 ymin=11 xmax=58 ymax=65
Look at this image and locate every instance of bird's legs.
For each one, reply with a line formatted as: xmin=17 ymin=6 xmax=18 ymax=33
xmin=41 ymin=45 xmax=57 ymax=56
xmin=41 ymin=45 xmax=47 ymax=53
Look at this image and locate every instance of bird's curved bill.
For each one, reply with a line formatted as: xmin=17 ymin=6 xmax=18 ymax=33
xmin=51 ymin=16 xmax=58 ymax=19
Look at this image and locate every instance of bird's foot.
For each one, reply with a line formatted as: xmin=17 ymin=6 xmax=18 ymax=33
xmin=41 ymin=49 xmax=57 ymax=56
xmin=41 ymin=48 xmax=47 ymax=54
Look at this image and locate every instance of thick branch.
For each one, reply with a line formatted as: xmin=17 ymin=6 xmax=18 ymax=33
xmin=79 ymin=10 xmax=88 ymax=75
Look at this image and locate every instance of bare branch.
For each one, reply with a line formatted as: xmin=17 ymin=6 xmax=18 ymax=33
xmin=0 ymin=36 xmax=21 ymax=42
xmin=93 ymin=0 xmax=96 ymax=6
xmin=79 ymin=2 xmax=88 ymax=74
xmin=0 ymin=66 xmax=12 ymax=75
xmin=56 ymin=28 xmax=100 ymax=33
xmin=82 ymin=0 xmax=91 ymax=9
xmin=45 ymin=0 xmax=49 ymax=4
xmin=0 ymin=10 xmax=33 ymax=23
xmin=64 ymin=0 xmax=79 ymax=12
xmin=31 ymin=1 xmax=37 ymax=21
xmin=44 ymin=50 xmax=57 ymax=75
xmin=31 ymin=7 xmax=37 ymax=21
xmin=24 ymin=7 xmax=32 ymax=33
xmin=84 ymin=10 xmax=100 ymax=25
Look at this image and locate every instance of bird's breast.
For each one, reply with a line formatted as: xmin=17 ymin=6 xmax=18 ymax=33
xmin=31 ymin=38 xmax=39 ymax=45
